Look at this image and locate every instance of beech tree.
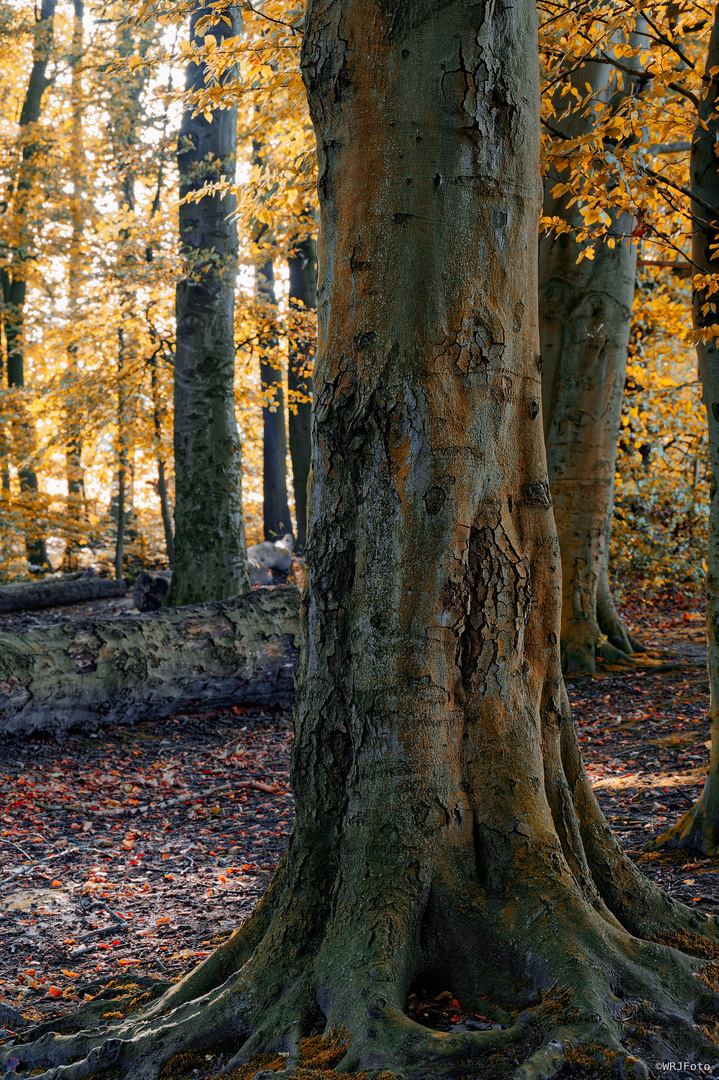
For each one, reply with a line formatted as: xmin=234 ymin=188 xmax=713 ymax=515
xmin=288 ymin=234 xmax=316 ymax=551
xmin=256 ymin=248 xmax=293 ymax=542
xmin=539 ymin=41 xmax=646 ymax=675
xmin=1 ymin=0 xmax=57 ymax=572
xmin=648 ymin=6 xmax=719 ymax=858
xmin=167 ymin=2 xmax=250 ymax=605
xmin=4 ymin=1 xmax=719 ymax=1077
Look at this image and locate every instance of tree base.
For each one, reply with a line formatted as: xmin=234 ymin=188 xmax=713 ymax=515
xmin=645 ymin=788 xmax=719 ymax=857
xmin=4 ymin=827 xmax=719 ymax=1080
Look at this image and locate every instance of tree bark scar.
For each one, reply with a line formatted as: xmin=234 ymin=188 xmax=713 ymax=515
xmin=64 ymin=631 xmax=102 ymax=674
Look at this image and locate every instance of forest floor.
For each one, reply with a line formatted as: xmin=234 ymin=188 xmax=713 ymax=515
xmin=0 ymin=592 xmax=715 ymax=1038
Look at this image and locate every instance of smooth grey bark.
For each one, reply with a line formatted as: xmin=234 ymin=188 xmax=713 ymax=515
xmin=0 ymin=586 xmax=299 ymax=734
xmin=168 ymin=3 xmax=250 ymax=606
xmin=256 ymin=255 xmax=292 ymax=542
xmin=539 ymin=52 xmax=642 ymax=674
xmin=649 ymin=8 xmax=719 ymax=856
xmin=1 ymin=0 xmax=58 ymax=572
xmin=287 ymin=237 xmax=316 ymax=551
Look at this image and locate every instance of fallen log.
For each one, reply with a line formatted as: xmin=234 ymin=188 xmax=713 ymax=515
xmin=0 ymin=585 xmax=300 ymax=734
xmin=0 ymin=571 xmax=127 ymax=613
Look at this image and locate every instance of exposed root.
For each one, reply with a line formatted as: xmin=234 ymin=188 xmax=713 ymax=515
xmin=644 ymin=783 xmax=719 ymax=857
xmin=23 ymin=980 xmax=171 ymax=1040
xmin=4 ymin=704 xmax=719 ymax=1079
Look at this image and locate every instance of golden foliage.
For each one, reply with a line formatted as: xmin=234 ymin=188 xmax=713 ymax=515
xmin=0 ymin=0 xmax=710 ymax=586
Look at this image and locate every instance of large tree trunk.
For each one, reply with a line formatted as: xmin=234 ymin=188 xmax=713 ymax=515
xmin=167 ymin=4 xmax=250 ymax=606
xmin=0 ymin=586 xmax=299 ymax=734
xmin=2 ymin=0 xmax=57 ymax=573
xmin=288 ymin=236 xmax=316 ymax=551
xmin=649 ymin=8 xmax=719 ymax=857
xmin=0 ymin=571 xmax=126 ymax=613
xmin=5 ymin=3 xmax=717 ymax=1077
xmin=539 ymin=54 xmax=643 ymax=674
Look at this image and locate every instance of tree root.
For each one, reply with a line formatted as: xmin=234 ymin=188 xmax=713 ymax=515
xmin=4 ymin=716 xmax=719 ymax=1078
xmin=644 ymin=780 xmax=719 ymax=857
xmin=3 ymin=903 xmax=719 ymax=1080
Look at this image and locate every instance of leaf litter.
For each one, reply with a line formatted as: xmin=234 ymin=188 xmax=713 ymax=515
xmin=0 ymin=593 xmax=718 ymax=1078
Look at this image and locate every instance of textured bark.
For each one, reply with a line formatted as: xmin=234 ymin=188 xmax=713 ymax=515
xmin=168 ymin=4 xmax=250 ymax=606
xmin=540 ymin=57 xmax=641 ymax=674
xmin=4 ymin=3 xmax=718 ymax=1078
xmin=648 ymin=10 xmax=719 ymax=856
xmin=0 ymin=572 xmax=126 ymax=613
xmin=0 ymin=586 xmax=299 ymax=734
xmin=288 ymin=237 xmax=316 ymax=551
xmin=2 ymin=0 xmax=57 ymax=572
xmin=257 ymin=254 xmax=293 ymax=541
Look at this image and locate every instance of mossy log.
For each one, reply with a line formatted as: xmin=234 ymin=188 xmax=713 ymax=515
xmin=0 ymin=571 xmax=127 ymax=612
xmin=0 ymin=585 xmax=300 ymax=734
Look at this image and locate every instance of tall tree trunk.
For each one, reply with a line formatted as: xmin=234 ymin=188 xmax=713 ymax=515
xmin=64 ymin=0 xmax=86 ymax=570
xmin=108 ymin=17 xmax=147 ymax=585
xmin=649 ymin=7 xmax=719 ymax=856
xmin=256 ymin=254 xmax=292 ymax=542
xmin=3 ymin=0 xmax=58 ymax=572
xmin=540 ymin=49 xmax=644 ymax=674
xmin=149 ymin=354 xmax=175 ymax=566
xmin=288 ymin=236 xmax=316 ymax=551
xmin=5 ymin=2 xmax=717 ymax=1077
xmin=114 ymin=330 xmax=129 ymax=583
xmin=168 ymin=3 xmax=249 ymax=605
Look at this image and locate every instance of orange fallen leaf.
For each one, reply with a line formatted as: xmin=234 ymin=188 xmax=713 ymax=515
xmin=62 ymin=970 xmax=80 ymax=979
xmin=47 ymin=987 xmax=63 ymax=998
xmin=156 ymin=916 xmax=171 ymax=925
xmin=51 ymin=880 xmax=62 ymax=888
xmin=118 ymin=959 xmax=134 ymax=966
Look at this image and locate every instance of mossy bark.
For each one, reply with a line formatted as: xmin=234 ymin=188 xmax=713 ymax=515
xmin=540 ymin=58 xmax=641 ymax=675
xmin=4 ymin=3 xmax=719 ymax=1078
xmin=648 ymin=7 xmax=719 ymax=857
xmin=0 ymin=571 xmax=126 ymax=612
xmin=168 ymin=3 xmax=250 ymax=606
xmin=0 ymin=585 xmax=299 ymax=734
